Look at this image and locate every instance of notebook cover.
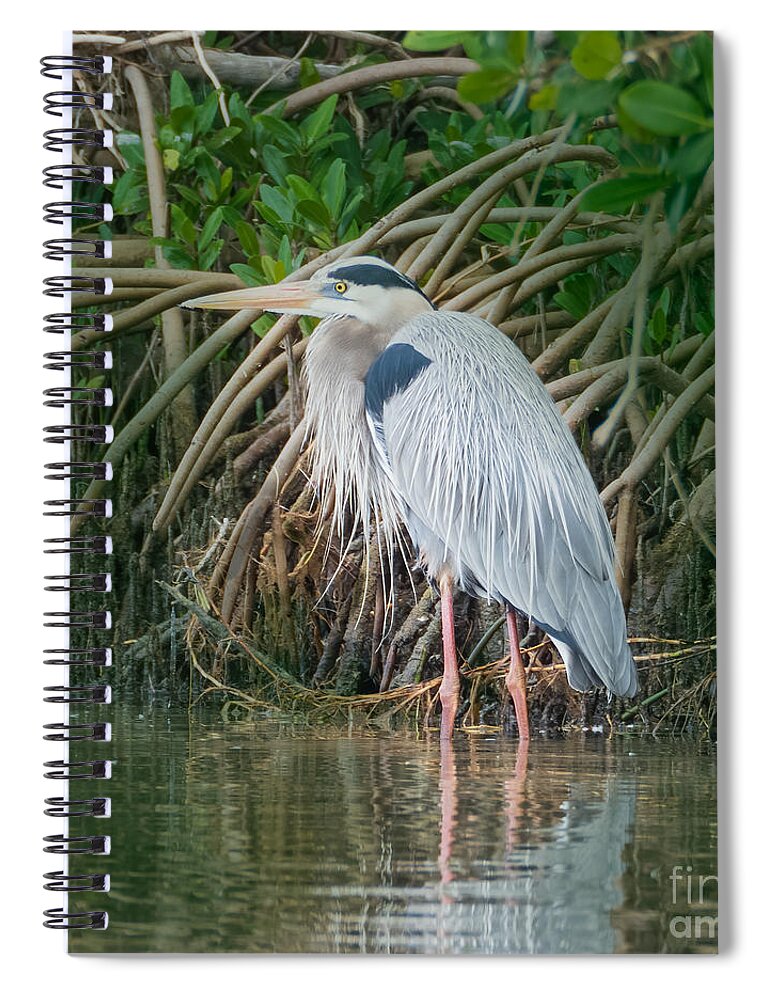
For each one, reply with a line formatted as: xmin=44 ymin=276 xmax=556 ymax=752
xmin=45 ymin=29 xmax=717 ymax=954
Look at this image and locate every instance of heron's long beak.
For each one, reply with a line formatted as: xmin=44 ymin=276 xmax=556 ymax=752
xmin=182 ymin=280 xmax=316 ymax=313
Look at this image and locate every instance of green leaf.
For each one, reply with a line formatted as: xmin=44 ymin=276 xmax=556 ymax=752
xmin=161 ymin=243 xmax=197 ymax=270
xmin=304 ymin=132 xmax=348 ymax=155
xmin=320 ymin=159 xmax=347 ymax=217
xmin=277 ymin=234 xmax=293 ymax=273
xmin=402 ymin=31 xmax=470 ymax=52
xmin=251 ymin=314 xmax=276 ymax=340
xmin=193 ymin=150 xmax=222 ymax=201
xmin=529 ymin=84 xmax=559 ymax=111
xmin=299 ymin=57 xmax=321 ymax=88
xmin=220 ymin=167 xmax=234 ymax=197
xmin=256 ymin=115 xmax=303 ymax=151
xmin=219 ymin=206 xmax=240 ymax=229
xmin=169 ymin=204 xmax=197 ymax=245
xmin=553 ymin=273 xmax=597 ymax=319
xmin=615 ymin=104 xmax=656 ymax=143
xmin=170 ymin=70 xmax=194 ymax=110
xmin=338 ymin=190 xmax=364 ymax=236
xmin=506 ymin=31 xmax=528 ymax=68
xmin=228 ymin=91 xmax=252 ymax=126
xmin=286 ymin=174 xmax=320 ymax=204
xmin=260 ymin=255 xmax=286 ymax=283
xmin=557 ymin=79 xmax=621 ymax=118
xmin=253 ymin=200 xmax=283 ymax=228
xmin=163 ymin=148 xmax=181 ymax=172
xmin=171 ymin=183 xmax=204 ymax=207
xmin=259 ymin=185 xmax=294 ymax=224
xmin=457 ymin=69 xmax=517 ymax=103
xmin=194 ymin=92 xmax=220 ymax=135
xmin=618 ymin=81 xmax=712 ymax=137
xmin=670 ymin=41 xmax=700 ymax=83
xmin=665 ymin=177 xmax=701 ymax=232
xmin=668 ymin=132 xmax=714 ymax=179
xmin=116 ymin=131 xmax=145 ymax=168
xmin=695 ymin=312 xmax=714 ymax=336
xmin=301 ymin=95 xmax=339 ymax=144
xmin=198 ymin=206 xmax=224 ymax=252
xmin=235 ymin=222 xmax=261 ymax=257
xmin=262 ymin=144 xmax=288 ymax=185
xmin=571 ymin=32 xmax=622 ymax=81
xmin=111 ymin=171 xmax=147 ymax=215
xmin=297 ymin=198 xmax=331 ymax=229
xmin=581 ymin=174 xmax=673 ymax=213
xmin=199 ymin=239 xmax=224 ymax=271
xmin=692 ymin=33 xmax=714 ymax=110
xmin=205 ymin=126 xmax=242 ymax=150
xmin=169 ymin=105 xmax=195 ymax=136
xmin=230 ymin=263 xmax=263 ymax=286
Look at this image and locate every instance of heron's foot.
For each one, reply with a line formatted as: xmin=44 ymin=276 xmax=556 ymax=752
xmin=439 ymin=677 xmax=459 ymax=741
xmin=506 ymin=670 xmax=531 ymax=743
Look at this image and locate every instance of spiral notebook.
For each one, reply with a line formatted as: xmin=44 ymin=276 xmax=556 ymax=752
xmin=43 ymin=30 xmax=717 ymax=954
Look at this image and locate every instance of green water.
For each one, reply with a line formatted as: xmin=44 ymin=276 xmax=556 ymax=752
xmin=68 ymin=701 xmax=717 ymax=955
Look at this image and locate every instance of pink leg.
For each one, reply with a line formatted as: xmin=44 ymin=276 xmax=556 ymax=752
xmin=505 ymin=609 xmax=530 ymax=742
xmin=438 ymin=575 xmax=460 ymax=741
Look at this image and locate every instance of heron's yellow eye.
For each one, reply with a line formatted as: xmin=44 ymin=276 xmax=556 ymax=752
xmin=334 ymin=281 xmax=348 ymax=294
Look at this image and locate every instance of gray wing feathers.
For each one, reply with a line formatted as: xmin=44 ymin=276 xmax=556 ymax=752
xmin=376 ymin=311 xmax=637 ymax=698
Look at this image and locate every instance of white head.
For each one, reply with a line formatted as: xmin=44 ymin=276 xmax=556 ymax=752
xmin=183 ymin=255 xmax=435 ymax=329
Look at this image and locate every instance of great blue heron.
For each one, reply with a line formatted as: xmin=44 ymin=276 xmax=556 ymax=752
xmin=185 ymin=255 xmax=638 ymax=740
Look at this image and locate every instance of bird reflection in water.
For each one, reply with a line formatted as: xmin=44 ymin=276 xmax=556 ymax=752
xmin=438 ymin=737 xmax=530 ymax=900
xmin=71 ymin=706 xmax=717 ymax=954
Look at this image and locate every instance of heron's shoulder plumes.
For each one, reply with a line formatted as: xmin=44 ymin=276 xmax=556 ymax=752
xmin=372 ymin=310 xmax=636 ymax=696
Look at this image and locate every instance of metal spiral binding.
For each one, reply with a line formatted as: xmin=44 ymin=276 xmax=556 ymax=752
xmin=43 ymin=352 xmax=113 ymax=370
xmin=44 ymin=275 xmax=112 ymax=296
xmin=43 ymin=164 xmax=114 ymax=189
xmin=41 ymin=55 xmax=113 ymax=79
xmin=42 ymin=52 xmax=113 ymax=932
xmin=44 ymin=128 xmax=112 ymax=152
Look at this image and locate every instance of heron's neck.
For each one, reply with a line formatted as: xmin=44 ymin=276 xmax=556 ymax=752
xmin=302 ymin=315 xmax=403 ymax=542
xmin=305 ymin=315 xmax=393 ymax=382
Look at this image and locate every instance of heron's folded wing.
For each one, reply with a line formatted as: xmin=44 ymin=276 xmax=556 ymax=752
xmin=364 ymin=313 xmax=634 ymax=693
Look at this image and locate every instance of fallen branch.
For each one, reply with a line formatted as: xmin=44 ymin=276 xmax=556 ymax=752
xmin=153 ymin=43 xmax=342 ymax=89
